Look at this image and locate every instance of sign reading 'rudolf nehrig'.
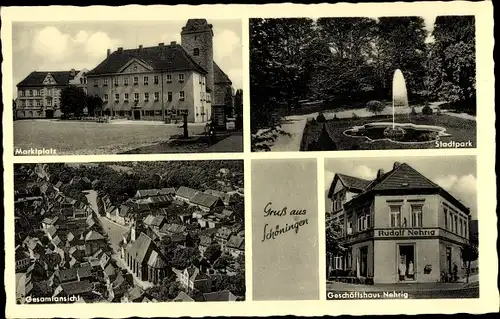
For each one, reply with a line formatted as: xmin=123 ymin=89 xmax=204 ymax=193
xmin=376 ymin=228 xmax=438 ymax=237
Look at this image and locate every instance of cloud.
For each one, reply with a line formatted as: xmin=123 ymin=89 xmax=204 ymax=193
xmin=226 ymin=68 xmax=242 ymax=90
xmin=84 ymin=32 xmax=121 ymax=59
xmin=213 ymin=29 xmax=241 ymax=61
xmin=324 ymin=171 xmax=335 ymax=190
xmin=433 ymin=174 xmax=477 ymax=217
xmin=33 ymin=27 xmax=71 ymax=61
xmin=74 ymin=30 xmax=89 ymax=43
xmin=352 ymin=164 xmax=376 ymax=180
xmin=160 ymin=33 xmax=181 ymax=45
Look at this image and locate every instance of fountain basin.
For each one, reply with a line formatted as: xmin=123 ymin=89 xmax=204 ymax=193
xmin=343 ymin=122 xmax=450 ymax=144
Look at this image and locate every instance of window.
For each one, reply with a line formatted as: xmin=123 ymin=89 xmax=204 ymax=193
xmin=124 ymin=77 xmax=129 ymax=86
xmin=114 ymin=94 xmax=119 ymax=102
xmin=33 ymin=90 xmax=38 ymax=97
xmin=47 ymin=99 xmax=52 ymax=106
xmin=36 ymin=100 xmax=41 ymax=106
xmin=199 ymin=74 xmax=202 ymax=84
xmin=20 ymin=90 xmax=25 ymax=97
xmin=133 ymin=76 xmax=139 ymax=85
xmin=134 ymin=93 xmax=139 ymax=102
xmin=193 ymin=48 xmax=200 ymax=56
xmin=104 ymin=94 xmax=108 ymax=101
xmin=167 ymin=92 xmax=172 ymax=102
xmin=104 ymin=78 xmax=108 ymax=86
xmin=411 ymin=205 xmax=423 ymax=228
xmin=124 ymin=93 xmax=129 ymax=101
xmin=347 ymin=221 xmax=353 ymax=235
xmin=333 ymin=256 xmax=343 ymax=270
xmin=80 ymin=78 xmax=84 ymax=84
xmin=94 ymin=79 xmax=98 ymax=87
xmin=449 ymin=213 xmax=454 ymax=232
xmin=390 ymin=205 xmax=401 ymax=228
xmin=154 ymin=76 xmax=159 ymax=84
xmin=444 ymin=207 xmax=448 ymax=230
xmin=178 ymin=73 xmax=184 ymax=82
xmin=179 ymin=91 xmax=185 ymax=100
xmin=154 ymin=92 xmax=159 ymax=101
xmin=114 ymin=78 xmax=119 ymax=86
xmin=29 ymin=90 xmax=33 ymax=96
xmin=166 ymin=74 xmax=172 ymax=83
xmin=39 ymin=89 xmax=44 ymax=96
xmin=206 ymin=93 xmax=211 ymax=103
xmin=454 ymin=215 xmax=458 ymax=234
xmin=144 ymin=76 xmax=149 ymax=85
xmin=144 ymin=92 xmax=149 ymax=102
xmin=459 ymin=219 xmax=463 ymax=236
xmin=28 ymin=100 xmax=33 ymax=106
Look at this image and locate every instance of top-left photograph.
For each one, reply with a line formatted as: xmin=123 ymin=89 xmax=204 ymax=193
xmin=12 ymin=19 xmax=244 ymax=155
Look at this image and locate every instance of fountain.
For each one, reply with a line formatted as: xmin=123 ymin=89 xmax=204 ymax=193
xmin=343 ymin=69 xmax=450 ymax=144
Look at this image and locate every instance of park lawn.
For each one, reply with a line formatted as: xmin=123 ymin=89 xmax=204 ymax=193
xmin=14 ymin=120 xmax=206 ymax=155
xmin=301 ymin=114 xmax=476 ymax=151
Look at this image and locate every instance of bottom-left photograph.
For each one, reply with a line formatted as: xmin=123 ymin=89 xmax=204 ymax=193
xmin=13 ymin=160 xmax=245 ymax=304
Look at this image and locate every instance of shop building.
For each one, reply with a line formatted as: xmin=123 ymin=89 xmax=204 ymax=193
xmin=327 ymin=162 xmax=472 ymax=284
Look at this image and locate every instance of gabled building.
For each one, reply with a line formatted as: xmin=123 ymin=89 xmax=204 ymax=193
xmin=327 ymin=162 xmax=472 ymax=284
xmin=85 ymin=19 xmax=234 ymax=124
xmin=15 ymin=69 xmax=88 ymax=119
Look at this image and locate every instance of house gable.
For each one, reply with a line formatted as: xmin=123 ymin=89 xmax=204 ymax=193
xmin=42 ymin=73 xmax=57 ymax=85
xmin=117 ymin=58 xmax=154 ymax=74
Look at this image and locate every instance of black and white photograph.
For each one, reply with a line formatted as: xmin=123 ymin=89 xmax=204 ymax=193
xmin=13 ymin=19 xmax=243 ymax=155
xmin=324 ymin=156 xmax=479 ymax=299
xmin=14 ymin=160 xmax=245 ymax=303
xmin=250 ymin=16 xmax=476 ymax=152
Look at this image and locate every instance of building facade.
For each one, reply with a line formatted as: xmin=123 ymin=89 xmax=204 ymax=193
xmin=327 ymin=162 xmax=472 ymax=284
xmin=15 ymin=69 xmax=88 ymax=119
xmin=86 ymin=19 xmax=233 ymax=123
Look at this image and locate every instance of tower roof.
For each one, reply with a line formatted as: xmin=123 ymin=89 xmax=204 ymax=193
xmin=181 ymin=19 xmax=213 ymax=35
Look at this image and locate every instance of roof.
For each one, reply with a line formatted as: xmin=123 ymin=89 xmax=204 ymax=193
xmin=181 ymin=19 xmax=214 ymax=35
xmin=204 ymin=189 xmax=225 ymax=199
xmin=104 ymin=263 xmax=116 ymax=277
xmin=85 ymin=230 xmax=105 ymax=241
xmin=136 ymin=188 xmax=176 ymax=198
xmin=216 ymin=227 xmax=232 ymax=239
xmin=346 ymin=162 xmax=470 ymax=213
xmin=327 ymin=173 xmax=371 ymax=198
xmin=199 ymin=235 xmax=212 ymax=247
xmin=214 ymin=62 xmax=232 ymax=85
xmin=57 ymin=265 xmax=92 ymax=282
xmin=160 ymin=223 xmax=186 ymax=235
xmin=59 ymin=280 xmax=93 ymax=295
xmin=200 ymin=290 xmax=239 ymax=302
xmin=87 ymin=44 xmax=207 ymax=76
xmin=190 ymin=192 xmax=221 ymax=208
xmin=126 ymin=233 xmax=167 ymax=267
xmin=17 ymin=70 xmax=79 ymax=87
xmin=226 ymin=235 xmax=244 ymax=250
xmin=143 ymin=214 xmax=156 ymax=226
xmin=176 ymin=186 xmax=199 ymax=200
xmin=173 ymin=291 xmax=195 ymax=302
xmin=151 ymin=215 xmax=166 ymax=227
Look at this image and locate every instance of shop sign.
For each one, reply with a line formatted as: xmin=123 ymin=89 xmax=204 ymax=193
xmin=376 ymin=228 xmax=438 ymax=237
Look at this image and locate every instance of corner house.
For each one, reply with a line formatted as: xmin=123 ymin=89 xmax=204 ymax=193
xmin=327 ymin=162 xmax=471 ymax=284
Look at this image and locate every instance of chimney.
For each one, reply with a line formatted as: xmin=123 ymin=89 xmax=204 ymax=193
xmin=117 ymin=47 xmax=123 ymax=53
xmin=170 ymin=41 xmax=177 ymax=45
xmin=376 ymin=169 xmax=385 ymax=179
xmin=107 ymin=49 xmax=111 ymax=57
xmin=138 ymin=45 xmax=143 ymax=49
xmin=131 ymin=223 xmax=136 ymax=242
xmin=158 ymin=43 xmax=164 ymax=46
xmin=70 ymin=68 xmax=76 ymax=77
xmin=393 ymin=162 xmax=401 ymax=170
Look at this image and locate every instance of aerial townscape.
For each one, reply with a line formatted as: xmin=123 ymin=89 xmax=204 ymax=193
xmin=13 ymin=19 xmax=243 ymax=154
xmin=14 ymin=160 xmax=245 ymax=303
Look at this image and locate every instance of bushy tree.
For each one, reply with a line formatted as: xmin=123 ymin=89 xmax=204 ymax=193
xmin=60 ymin=85 xmax=86 ymax=117
xmin=204 ymin=244 xmax=222 ymax=264
xmin=86 ymin=95 xmax=104 ymax=117
xmin=366 ymin=100 xmax=385 ymax=115
xmin=461 ymin=243 xmax=478 ymax=284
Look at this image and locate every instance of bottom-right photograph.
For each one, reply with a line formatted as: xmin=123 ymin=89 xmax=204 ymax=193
xmin=324 ymin=155 xmax=479 ymax=300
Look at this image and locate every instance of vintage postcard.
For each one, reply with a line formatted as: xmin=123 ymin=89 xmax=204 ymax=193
xmin=2 ymin=2 xmax=497 ymax=318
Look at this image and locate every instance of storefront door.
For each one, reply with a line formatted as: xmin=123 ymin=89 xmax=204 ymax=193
xmin=398 ymin=245 xmax=415 ymax=281
xmin=359 ymin=246 xmax=368 ymax=277
xmin=134 ymin=109 xmax=141 ymax=120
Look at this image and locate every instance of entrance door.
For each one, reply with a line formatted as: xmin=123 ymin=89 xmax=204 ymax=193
xmin=134 ymin=110 xmax=141 ymax=120
xmin=398 ymin=245 xmax=415 ymax=281
xmin=45 ymin=110 xmax=54 ymax=118
xmin=359 ymin=246 xmax=368 ymax=277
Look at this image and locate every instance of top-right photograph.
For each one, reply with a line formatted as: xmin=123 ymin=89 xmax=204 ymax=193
xmin=250 ymin=16 xmax=476 ymax=152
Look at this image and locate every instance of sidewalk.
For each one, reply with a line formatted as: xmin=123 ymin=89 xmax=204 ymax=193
xmin=202 ymin=132 xmax=243 ymax=153
xmin=327 ymin=280 xmax=475 ymax=292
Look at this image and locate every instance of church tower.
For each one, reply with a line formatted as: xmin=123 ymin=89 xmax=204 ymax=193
xmin=181 ymin=19 xmax=215 ymax=97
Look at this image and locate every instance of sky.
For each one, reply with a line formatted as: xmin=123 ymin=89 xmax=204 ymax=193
xmin=12 ymin=19 xmax=242 ymax=97
xmin=324 ymin=156 xmax=478 ymax=220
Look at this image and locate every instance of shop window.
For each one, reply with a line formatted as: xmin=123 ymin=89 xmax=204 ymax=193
xmin=333 ymin=256 xmax=343 ymax=270
xmin=390 ymin=205 xmax=402 ymax=228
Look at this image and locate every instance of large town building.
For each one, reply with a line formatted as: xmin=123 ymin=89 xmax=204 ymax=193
xmin=15 ymin=69 xmax=88 ymax=119
xmin=86 ymin=19 xmax=234 ymax=124
xmin=327 ymin=162 xmax=473 ymax=284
